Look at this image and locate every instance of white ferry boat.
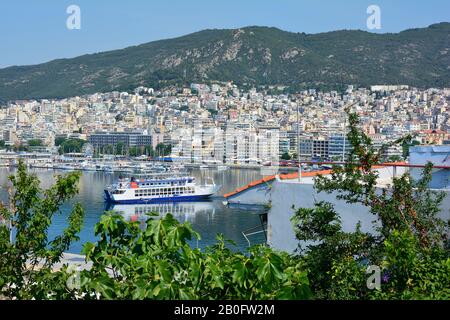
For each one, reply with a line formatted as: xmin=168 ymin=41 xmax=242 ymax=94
xmin=104 ymin=175 xmax=220 ymax=204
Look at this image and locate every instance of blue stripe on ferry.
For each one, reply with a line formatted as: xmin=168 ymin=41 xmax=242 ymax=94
xmin=105 ymin=194 xmax=211 ymax=204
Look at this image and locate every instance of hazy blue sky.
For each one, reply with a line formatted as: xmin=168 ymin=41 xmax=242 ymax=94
xmin=0 ymin=0 xmax=449 ymax=68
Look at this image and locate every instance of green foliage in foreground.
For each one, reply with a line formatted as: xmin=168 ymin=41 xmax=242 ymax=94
xmin=0 ymin=163 xmax=84 ymax=299
xmin=291 ymin=108 xmax=450 ymax=300
xmin=79 ymin=212 xmax=310 ymax=299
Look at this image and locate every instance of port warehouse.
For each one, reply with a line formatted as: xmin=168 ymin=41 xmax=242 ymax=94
xmin=225 ymin=146 xmax=450 ymax=253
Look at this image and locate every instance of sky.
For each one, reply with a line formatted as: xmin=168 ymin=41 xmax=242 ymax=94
xmin=0 ymin=0 xmax=449 ymax=68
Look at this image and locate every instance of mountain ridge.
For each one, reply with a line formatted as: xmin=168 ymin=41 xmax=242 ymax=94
xmin=0 ymin=23 xmax=449 ymax=102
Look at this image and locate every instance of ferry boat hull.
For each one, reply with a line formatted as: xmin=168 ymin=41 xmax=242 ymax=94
xmin=103 ymin=175 xmax=220 ymax=204
xmin=104 ymin=191 xmax=213 ymax=204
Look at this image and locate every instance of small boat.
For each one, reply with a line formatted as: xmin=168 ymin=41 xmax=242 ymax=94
xmin=104 ymin=174 xmax=220 ymax=204
xmin=217 ymin=165 xmax=228 ymax=171
xmin=103 ymin=165 xmax=114 ymax=173
xmin=80 ymin=162 xmax=98 ymax=171
xmin=54 ymin=163 xmax=76 ymax=171
xmin=119 ymin=167 xmax=134 ymax=174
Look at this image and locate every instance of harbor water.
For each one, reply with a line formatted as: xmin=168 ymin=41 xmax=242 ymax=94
xmin=0 ymin=167 xmax=266 ymax=253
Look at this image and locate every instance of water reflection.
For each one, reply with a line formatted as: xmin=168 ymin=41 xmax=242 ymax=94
xmin=106 ymin=201 xmax=217 ymax=223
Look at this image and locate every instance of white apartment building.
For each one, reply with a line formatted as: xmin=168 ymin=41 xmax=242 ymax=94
xmin=170 ymin=125 xmax=280 ymax=164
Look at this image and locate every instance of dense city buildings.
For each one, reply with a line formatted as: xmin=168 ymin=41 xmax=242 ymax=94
xmin=1 ymin=83 xmax=449 ymax=164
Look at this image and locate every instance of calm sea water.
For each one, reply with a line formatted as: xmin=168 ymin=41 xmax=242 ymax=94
xmin=0 ymin=167 xmax=266 ymax=253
